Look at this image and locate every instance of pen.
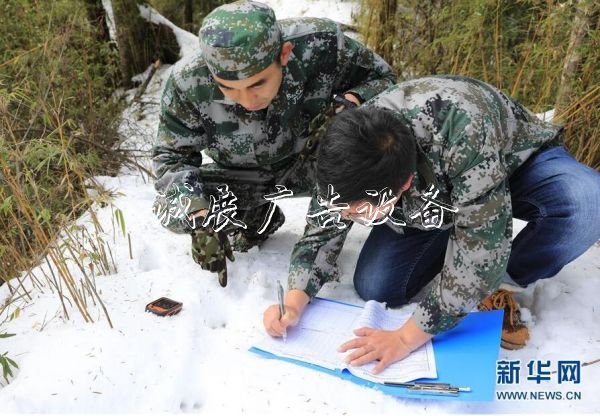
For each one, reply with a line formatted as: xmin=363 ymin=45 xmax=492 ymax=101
xmin=383 ymin=381 xmax=471 ymax=395
xmin=276 ymin=280 xmax=287 ymax=342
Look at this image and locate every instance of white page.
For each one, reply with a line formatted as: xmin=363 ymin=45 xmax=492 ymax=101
xmin=253 ymin=298 xmax=358 ymax=370
xmin=252 ymin=298 xmax=437 ymax=384
xmin=345 ymin=300 xmax=437 ymax=383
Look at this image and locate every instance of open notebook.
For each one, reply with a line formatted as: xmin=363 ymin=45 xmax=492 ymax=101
xmin=252 ymin=298 xmax=437 ymax=384
xmin=250 ymin=297 xmax=504 ymax=401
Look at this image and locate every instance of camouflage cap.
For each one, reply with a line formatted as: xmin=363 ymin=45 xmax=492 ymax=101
xmin=199 ymin=1 xmax=282 ymax=80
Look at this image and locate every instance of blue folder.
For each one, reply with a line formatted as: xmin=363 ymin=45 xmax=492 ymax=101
xmin=250 ymin=297 xmax=503 ymax=401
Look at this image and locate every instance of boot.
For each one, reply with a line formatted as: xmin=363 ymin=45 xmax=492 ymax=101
xmin=478 ymin=289 xmax=530 ymax=350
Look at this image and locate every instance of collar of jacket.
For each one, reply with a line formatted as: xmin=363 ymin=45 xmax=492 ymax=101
xmin=266 ymin=52 xmax=306 ymax=121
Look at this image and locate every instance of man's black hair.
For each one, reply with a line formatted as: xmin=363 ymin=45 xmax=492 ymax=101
xmin=317 ymin=107 xmax=417 ymax=205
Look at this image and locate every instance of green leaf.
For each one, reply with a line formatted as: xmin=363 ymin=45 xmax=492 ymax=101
xmin=6 ymin=357 xmax=18 ymax=368
xmin=0 ymin=333 xmax=16 ymax=339
xmin=0 ymin=195 xmax=14 ymax=215
xmin=38 ymin=208 xmax=52 ymax=224
xmin=9 ymin=307 xmax=20 ymax=321
xmin=5 ymin=364 xmax=13 ymax=378
xmin=114 ymin=208 xmax=126 ymax=237
xmin=0 ymin=357 xmax=9 ymax=381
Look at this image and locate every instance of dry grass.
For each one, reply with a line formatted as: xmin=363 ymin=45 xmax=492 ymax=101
xmin=358 ymin=0 xmax=599 ymax=170
xmin=0 ymin=0 xmax=124 ymax=325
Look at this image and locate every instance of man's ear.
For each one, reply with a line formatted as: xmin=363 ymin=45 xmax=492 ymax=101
xmin=399 ymin=174 xmax=414 ymax=193
xmin=279 ymin=41 xmax=294 ymax=66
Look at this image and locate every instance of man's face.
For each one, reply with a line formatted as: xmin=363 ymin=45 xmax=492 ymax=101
xmin=340 ymin=200 xmax=390 ymax=225
xmin=339 ymin=175 xmax=414 ymax=225
xmin=213 ymin=61 xmax=284 ymax=112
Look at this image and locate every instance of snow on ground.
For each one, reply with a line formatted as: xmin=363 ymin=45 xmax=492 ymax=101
xmin=535 ymin=109 xmax=556 ymax=123
xmin=1 ymin=1 xmax=599 ymax=414
xmin=139 ymin=4 xmax=199 ymax=58
xmin=262 ymin=0 xmax=356 ymax=22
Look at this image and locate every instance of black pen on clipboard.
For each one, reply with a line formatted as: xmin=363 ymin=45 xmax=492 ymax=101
xmin=276 ymin=280 xmax=287 ymax=342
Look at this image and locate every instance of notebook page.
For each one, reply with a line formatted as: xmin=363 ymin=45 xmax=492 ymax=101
xmin=345 ymin=300 xmax=437 ymax=383
xmin=253 ymin=298 xmax=361 ymax=370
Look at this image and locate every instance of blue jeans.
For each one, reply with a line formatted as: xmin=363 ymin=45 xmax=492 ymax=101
xmin=353 ymin=146 xmax=600 ymax=306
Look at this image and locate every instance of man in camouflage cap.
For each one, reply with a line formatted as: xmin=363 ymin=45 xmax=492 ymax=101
xmin=264 ymin=75 xmax=600 ymax=370
xmin=152 ymin=1 xmax=396 ymax=286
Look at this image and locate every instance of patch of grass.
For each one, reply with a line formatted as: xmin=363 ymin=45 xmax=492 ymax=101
xmin=0 ymin=0 xmax=122 ymax=285
xmin=358 ymin=0 xmax=599 ymax=169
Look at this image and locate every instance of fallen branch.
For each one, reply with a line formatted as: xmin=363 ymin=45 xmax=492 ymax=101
xmin=134 ymin=59 xmax=161 ymax=101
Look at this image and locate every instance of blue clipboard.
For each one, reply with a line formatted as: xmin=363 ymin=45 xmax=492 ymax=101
xmin=250 ymin=298 xmax=503 ymax=401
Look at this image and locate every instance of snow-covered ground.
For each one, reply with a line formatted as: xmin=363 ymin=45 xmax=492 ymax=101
xmin=1 ymin=1 xmax=599 ymax=414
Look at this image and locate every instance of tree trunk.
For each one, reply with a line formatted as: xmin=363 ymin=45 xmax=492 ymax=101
xmin=184 ymin=0 xmax=194 ymax=33
xmin=84 ymin=0 xmax=111 ymax=42
xmin=555 ymin=0 xmax=595 ymax=118
xmin=111 ymin=1 xmax=180 ymax=88
xmin=198 ymin=0 xmax=229 ymax=20
xmin=112 ymin=0 xmax=148 ymax=88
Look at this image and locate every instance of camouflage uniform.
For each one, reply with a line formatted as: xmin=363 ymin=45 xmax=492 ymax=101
xmin=289 ymin=75 xmax=563 ymax=334
xmin=152 ymin=1 xmax=395 ymax=238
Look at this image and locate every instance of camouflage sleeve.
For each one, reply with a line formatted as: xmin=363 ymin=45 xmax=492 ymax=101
xmin=333 ymin=32 xmax=397 ymax=103
xmin=412 ymin=124 xmax=513 ymax=335
xmin=288 ymin=193 xmax=352 ymax=298
xmin=152 ymin=73 xmax=207 ymax=203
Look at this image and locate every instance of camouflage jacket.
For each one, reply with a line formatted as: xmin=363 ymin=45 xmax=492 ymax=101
xmin=152 ymin=17 xmax=396 ymax=199
xmin=289 ymin=75 xmax=562 ymax=335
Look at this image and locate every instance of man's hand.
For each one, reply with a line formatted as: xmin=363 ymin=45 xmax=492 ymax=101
xmin=263 ymin=304 xmax=301 ymax=337
xmin=189 ymin=208 xmax=209 ymax=221
xmin=335 ymin=93 xmax=361 ymax=114
xmin=343 ymin=93 xmax=361 ymax=106
xmin=263 ymin=289 xmax=310 ymax=338
xmin=337 ymin=317 xmax=433 ymax=374
xmin=190 ymin=224 xmax=234 ymax=287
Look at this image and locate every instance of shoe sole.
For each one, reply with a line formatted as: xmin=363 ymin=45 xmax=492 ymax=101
xmin=501 ymin=339 xmax=527 ymax=350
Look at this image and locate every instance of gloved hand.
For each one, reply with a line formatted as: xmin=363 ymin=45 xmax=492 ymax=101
xmin=190 ymin=226 xmax=235 ymax=287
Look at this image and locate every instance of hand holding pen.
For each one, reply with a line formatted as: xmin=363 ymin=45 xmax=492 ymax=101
xmin=262 ymin=284 xmax=309 ymax=339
